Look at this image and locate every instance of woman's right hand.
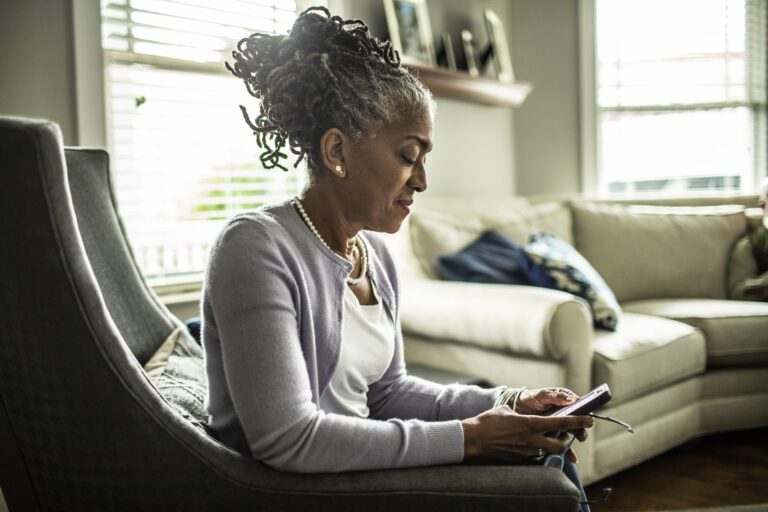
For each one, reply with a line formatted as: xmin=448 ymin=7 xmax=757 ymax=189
xmin=460 ymin=405 xmax=594 ymax=461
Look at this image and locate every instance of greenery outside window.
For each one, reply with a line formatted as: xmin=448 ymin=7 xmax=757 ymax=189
xmin=101 ymin=0 xmax=301 ymax=285
xmin=595 ymin=0 xmax=767 ymax=196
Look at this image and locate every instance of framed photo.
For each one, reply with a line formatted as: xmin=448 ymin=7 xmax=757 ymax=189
xmin=384 ymin=0 xmax=436 ymax=66
xmin=483 ymin=9 xmax=515 ymax=82
xmin=461 ymin=30 xmax=479 ymax=77
xmin=438 ymin=32 xmax=457 ymax=71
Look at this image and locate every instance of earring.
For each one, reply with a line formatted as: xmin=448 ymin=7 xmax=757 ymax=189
xmin=335 ymin=165 xmax=343 ymax=175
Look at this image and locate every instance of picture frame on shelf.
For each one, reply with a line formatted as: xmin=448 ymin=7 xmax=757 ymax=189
xmin=437 ymin=32 xmax=457 ymax=71
xmin=383 ymin=0 xmax=436 ymax=66
xmin=461 ymin=30 xmax=479 ymax=77
xmin=483 ymin=9 xmax=515 ymax=82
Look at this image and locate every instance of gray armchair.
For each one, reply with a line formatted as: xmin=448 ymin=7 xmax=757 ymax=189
xmin=0 ymin=116 xmax=581 ymax=511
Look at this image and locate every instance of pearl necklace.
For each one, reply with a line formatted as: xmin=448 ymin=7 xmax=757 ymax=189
xmin=291 ymin=198 xmax=368 ymax=286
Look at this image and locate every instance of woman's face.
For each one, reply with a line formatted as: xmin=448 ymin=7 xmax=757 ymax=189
xmin=342 ymin=111 xmax=433 ymax=234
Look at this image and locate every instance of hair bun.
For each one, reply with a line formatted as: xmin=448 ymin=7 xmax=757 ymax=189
xmin=227 ymin=6 xmax=428 ymax=171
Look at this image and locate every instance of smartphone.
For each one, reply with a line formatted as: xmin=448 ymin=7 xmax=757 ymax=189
xmin=549 ymin=383 xmax=612 ymax=417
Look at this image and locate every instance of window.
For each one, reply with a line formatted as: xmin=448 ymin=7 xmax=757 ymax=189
xmin=101 ymin=0 xmax=301 ymax=284
xmin=594 ymin=0 xmax=766 ymax=196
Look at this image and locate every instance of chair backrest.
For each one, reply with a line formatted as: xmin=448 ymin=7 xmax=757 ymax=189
xmin=63 ymin=148 xmax=178 ymax=364
xmin=0 ymin=116 xmax=237 ymax=510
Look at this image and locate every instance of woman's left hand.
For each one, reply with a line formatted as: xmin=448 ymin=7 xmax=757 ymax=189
xmin=510 ymin=387 xmax=588 ymax=463
xmin=512 ymin=387 xmax=579 ymax=415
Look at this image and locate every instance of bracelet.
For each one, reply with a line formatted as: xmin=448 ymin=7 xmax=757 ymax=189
xmin=512 ymin=386 xmax=528 ymax=412
xmin=493 ymin=388 xmax=516 ymax=408
xmin=494 ymin=387 xmax=524 ymax=409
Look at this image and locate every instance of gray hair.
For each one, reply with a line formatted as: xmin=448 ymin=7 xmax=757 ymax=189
xmin=226 ymin=6 xmax=436 ymax=172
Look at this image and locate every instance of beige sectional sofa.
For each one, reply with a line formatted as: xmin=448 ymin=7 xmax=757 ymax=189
xmin=388 ymin=195 xmax=768 ymax=485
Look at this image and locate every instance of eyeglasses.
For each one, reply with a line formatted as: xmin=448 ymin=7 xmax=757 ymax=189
xmin=542 ymin=414 xmax=633 ymax=507
xmin=543 ymin=436 xmax=614 ymax=507
xmin=543 ymin=432 xmax=577 ymax=470
xmin=588 ymin=412 xmax=634 ymax=433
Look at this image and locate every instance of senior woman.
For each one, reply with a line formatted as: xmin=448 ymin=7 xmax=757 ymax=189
xmin=202 ymin=6 xmax=593 ymax=507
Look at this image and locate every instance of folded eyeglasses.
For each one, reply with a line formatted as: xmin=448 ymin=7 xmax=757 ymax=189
xmin=542 ymin=413 xmax=633 ymax=507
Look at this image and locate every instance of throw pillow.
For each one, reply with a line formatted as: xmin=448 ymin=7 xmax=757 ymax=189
xmin=520 ymin=231 xmax=621 ymax=331
xmin=144 ymin=326 xmax=208 ymax=427
xmin=436 ymin=229 xmax=531 ymax=285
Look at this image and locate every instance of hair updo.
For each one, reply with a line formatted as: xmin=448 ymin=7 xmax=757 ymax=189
xmin=226 ymin=6 xmax=435 ymax=172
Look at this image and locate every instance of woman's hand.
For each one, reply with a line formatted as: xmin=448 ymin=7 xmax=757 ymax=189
xmin=513 ymin=387 xmax=579 ymax=415
xmin=511 ymin=387 xmax=589 ymax=463
xmin=460 ymin=387 xmax=593 ymax=464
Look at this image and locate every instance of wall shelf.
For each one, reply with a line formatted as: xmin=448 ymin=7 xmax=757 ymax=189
xmin=406 ymin=64 xmax=533 ymax=108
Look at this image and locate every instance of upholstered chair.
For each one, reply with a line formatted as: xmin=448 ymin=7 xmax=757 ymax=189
xmin=0 ymin=116 xmax=581 ymax=511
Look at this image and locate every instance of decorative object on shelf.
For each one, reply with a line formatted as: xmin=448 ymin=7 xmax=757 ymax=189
xmin=461 ymin=30 xmax=479 ymax=77
xmin=383 ymin=0 xmax=435 ymax=66
xmin=481 ymin=9 xmax=515 ymax=83
xmin=436 ymin=32 xmax=457 ymax=71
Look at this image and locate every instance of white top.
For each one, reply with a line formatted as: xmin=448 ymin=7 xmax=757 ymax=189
xmin=319 ymin=279 xmax=395 ymax=418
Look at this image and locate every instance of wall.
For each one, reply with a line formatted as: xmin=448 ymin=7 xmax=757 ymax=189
xmin=0 ymin=0 xmax=79 ymax=144
xmin=332 ymin=0 xmax=582 ymax=196
xmin=332 ymin=0 xmax=519 ymax=197
xmin=0 ymin=0 xmax=105 ymax=147
xmin=508 ymin=0 xmax=581 ymax=195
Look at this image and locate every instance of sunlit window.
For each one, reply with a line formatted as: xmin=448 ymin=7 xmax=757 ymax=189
xmin=595 ymin=0 xmax=766 ymax=196
xmin=101 ymin=0 xmax=301 ymax=283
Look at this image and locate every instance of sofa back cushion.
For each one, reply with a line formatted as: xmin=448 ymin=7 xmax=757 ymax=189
xmin=406 ymin=198 xmax=572 ymax=278
xmin=572 ymin=202 xmax=748 ymax=302
xmin=409 ymin=210 xmax=487 ymax=278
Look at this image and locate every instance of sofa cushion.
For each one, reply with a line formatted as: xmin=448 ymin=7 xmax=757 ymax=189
xmin=491 ymin=202 xmax=574 ymax=246
xmin=520 ymin=231 xmax=621 ymax=331
xmin=593 ymin=312 xmax=706 ymax=403
xmin=409 ymin=210 xmax=487 ymax=278
xmin=571 ymin=203 xmax=747 ymax=302
xmin=623 ymin=299 xmax=768 ymax=367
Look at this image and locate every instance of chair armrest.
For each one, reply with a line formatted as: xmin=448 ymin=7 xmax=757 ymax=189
xmin=202 ymin=443 xmax=582 ymax=512
xmin=401 ymin=280 xmax=591 ymax=360
xmin=263 ymin=464 xmax=581 ymax=511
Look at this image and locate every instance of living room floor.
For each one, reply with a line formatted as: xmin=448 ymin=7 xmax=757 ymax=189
xmin=584 ymin=428 xmax=768 ymax=511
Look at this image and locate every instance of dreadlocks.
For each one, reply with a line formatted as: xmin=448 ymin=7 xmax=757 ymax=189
xmin=226 ymin=6 xmax=434 ymax=171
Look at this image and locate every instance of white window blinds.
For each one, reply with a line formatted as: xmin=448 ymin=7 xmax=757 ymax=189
xmin=101 ymin=0 xmax=301 ymax=283
xmin=596 ymin=0 xmax=766 ymax=195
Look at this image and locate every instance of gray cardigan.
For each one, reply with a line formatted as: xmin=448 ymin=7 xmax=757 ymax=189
xmin=202 ymin=200 xmax=505 ymax=472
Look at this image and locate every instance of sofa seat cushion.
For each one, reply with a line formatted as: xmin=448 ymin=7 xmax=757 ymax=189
xmin=593 ymin=312 xmax=706 ymax=403
xmin=623 ymin=299 xmax=768 ymax=367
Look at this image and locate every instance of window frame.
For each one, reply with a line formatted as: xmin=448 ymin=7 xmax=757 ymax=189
xmin=74 ymin=1 xmax=305 ymax=291
xmin=578 ymin=0 xmax=767 ymax=197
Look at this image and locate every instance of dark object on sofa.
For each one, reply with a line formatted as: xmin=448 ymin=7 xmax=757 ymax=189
xmin=0 ymin=116 xmax=581 ymax=511
xmin=437 ymin=229 xmax=530 ymax=285
xmin=186 ymin=315 xmax=202 ymax=343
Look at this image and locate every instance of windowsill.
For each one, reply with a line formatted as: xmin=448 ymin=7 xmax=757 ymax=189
xmin=149 ymin=275 xmax=203 ymax=305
